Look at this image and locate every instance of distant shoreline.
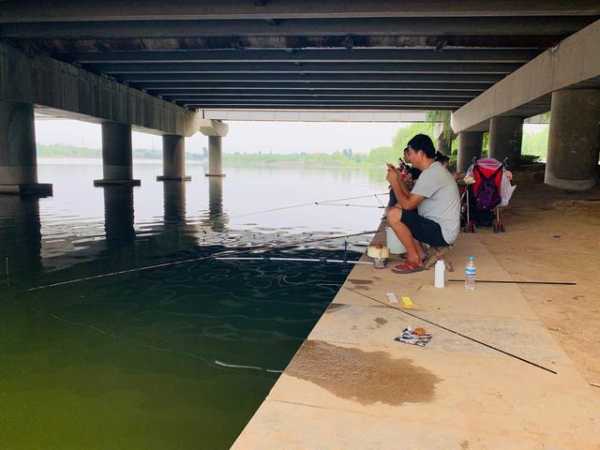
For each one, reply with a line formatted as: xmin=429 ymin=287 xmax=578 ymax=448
xmin=37 ymin=144 xmax=206 ymax=161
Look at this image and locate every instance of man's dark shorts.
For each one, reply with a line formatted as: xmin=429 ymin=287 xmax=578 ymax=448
xmin=400 ymin=209 xmax=448 ymax=247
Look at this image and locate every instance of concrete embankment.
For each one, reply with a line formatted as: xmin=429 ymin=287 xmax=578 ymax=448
xmin=232 ymin=230 xmax=600 ymax=449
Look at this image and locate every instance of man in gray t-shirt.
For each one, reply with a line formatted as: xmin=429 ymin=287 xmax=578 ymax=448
xmin=386 ymin=134 xmax=460 ymax=273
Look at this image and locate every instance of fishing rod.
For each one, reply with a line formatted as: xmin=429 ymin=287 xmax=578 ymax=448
xmin=448 ymin=279 xmax=576 ymax=286
xmin=345 ymin=287 xmax=558 ymax=375
xmin=26 ymin=229 xmax=378 ymax=292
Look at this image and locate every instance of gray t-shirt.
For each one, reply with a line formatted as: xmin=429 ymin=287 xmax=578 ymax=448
xmin=411 ymin=161 xmax=460 ymax=244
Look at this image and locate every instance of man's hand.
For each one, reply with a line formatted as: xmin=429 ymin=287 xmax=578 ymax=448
xmin=386 ymin=165 xmax=399 ymax=185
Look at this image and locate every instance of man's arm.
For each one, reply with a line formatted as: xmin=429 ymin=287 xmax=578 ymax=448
xmin=387 ymin=166 xmax=424 ymax=210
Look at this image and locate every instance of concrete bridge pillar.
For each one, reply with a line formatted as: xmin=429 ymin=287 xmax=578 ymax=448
xmin=199 ymin=119 xmax=228 ymax=177
xmin=545 ymin=89 xmax=600 ymax=191
xmin=457 ymin=131 xmax=483 ymax=173
xmin=94 ymin=122 xmax=140 ymax=187
xmin=157 ymin=135 xmax=190 ymax=182
xmin=489 ymin=116 xmax=523 ymax=168
xmin=207 ymin=136 xmax=225 ymax=177
xmin=0 ymin=101 xmax=52 ymax=196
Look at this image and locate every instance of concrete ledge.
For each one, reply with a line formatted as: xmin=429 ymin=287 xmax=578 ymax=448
xmin=156 ymin=175 xmax=191 ymax=182
xmin=205 ymin=173 xmax=226 ymax=178
xmin=0 ymin=183 xmax=52 ymax=196
xmin=93 ymin=179 xmax=141 ymax=187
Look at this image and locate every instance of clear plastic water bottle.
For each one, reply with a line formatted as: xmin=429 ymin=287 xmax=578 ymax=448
xmin=465 ymin=256 xmax=476 ymax=290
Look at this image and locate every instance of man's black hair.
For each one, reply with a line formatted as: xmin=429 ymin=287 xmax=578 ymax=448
xmin=407 ymin=134 xmax=436 ymax=159
xmin=434 ymin=151 xmax=450 ymax=164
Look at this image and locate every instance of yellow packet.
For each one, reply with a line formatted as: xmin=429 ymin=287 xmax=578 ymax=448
xmin=401 ymin=296 xmax=414 ymax=309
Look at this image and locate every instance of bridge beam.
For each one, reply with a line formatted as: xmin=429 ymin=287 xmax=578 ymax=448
xmin=0 ymin=42 xmax=200 ymax=137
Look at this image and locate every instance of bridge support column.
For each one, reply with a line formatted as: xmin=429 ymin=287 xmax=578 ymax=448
xmin=457 ymin=131 xmax=483 ymax=173
xmin=94 ymin=122 xmax=140 ymax=187
xmin=206 ymin=136 xmax=225 ymax=177
xmin=157 ymin=134 xmax=190 ymax=182
xmin=489 ymin=116 xmax=523 ymax=168
xmin=545 ymin=89 xmax=600 ymax=191
xmin=0 ymin=101 xmax=52 ymax=196
xmin=199 ymin=119 xmax=228 ymax=177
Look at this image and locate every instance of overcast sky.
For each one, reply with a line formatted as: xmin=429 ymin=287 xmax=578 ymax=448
xmin=34 ymin=118 xmax=405 ymax=154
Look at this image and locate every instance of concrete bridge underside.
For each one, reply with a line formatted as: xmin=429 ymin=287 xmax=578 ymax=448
xmin=0 ymin=1 xmax=600 ymax=193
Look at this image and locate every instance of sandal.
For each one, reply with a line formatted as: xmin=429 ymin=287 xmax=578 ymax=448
xmin=391 ymin=261 xmax=425 ymax=274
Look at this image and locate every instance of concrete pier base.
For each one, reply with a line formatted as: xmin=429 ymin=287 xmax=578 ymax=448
xmin=206 ymin=136 xmax=225 ymax=177
xmin=457 ymin=131 xmax=483 ymax=173
xmin=94 ymin=122 xmax=140 ymax=187
xmin=157 ymin=135 xmax=191 ymax=182
xmin=545 ymin=89 xmax=600 ymax=191
xmin=0 ymin=101 xmax=52 ymax=196
xmin=489 ymin=116 xmax=523 ymax=168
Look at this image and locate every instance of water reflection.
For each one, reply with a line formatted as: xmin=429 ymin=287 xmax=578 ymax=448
xmin=205 ymin=177 xmax=228 ymax=232
xmin=103 ymin=186 xmax=135 ymax=244
xmin=163 ymin=181 xmax=186 ymax=225
xmin=0 ymin=196 xmax=42 ymax=281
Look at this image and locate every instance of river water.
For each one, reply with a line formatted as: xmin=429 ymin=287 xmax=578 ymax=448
xmin=0 ymin=159 xmax=387 ymax=450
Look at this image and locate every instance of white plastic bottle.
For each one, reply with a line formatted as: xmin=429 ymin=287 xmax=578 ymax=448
xmin=434 ymin=260 xmax=446 ymax=288
xmin=465 ymin=256 xmax=476 ymax=290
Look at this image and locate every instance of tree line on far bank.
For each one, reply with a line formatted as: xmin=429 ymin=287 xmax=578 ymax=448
xmin=224 ymin=122 xmax=548 ymax=168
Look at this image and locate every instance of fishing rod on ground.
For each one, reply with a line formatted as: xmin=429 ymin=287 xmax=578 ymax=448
xmin=26 ymin=229 xmax=378 ymax=292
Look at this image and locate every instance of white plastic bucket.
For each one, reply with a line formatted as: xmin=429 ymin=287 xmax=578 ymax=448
xmin=385 ymin=226 xmax=406 ymax=254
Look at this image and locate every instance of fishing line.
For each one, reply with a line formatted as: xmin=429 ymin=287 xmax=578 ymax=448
xmin=345 ymin=287 xmax=558 ymax=375
xmin=315 ymin=203 xmax=384 ymax=209
xmin=46 ymin=307 xmax=283 ymax=374
xmin=229 ymin=192 xmax=388 ymax=220
xmin=215 ymin=256 xmax=372 ymax=265
xmin=26 ymin=229 xmax=377 ymax=292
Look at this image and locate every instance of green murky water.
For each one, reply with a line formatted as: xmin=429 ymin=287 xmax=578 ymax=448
xmin=0 ymin=161 xmax=386 ymax=449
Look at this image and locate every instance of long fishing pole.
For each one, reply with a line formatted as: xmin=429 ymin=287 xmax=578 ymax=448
xmin=26 ymin=229 xmax=378 ymax=292
xmin=448 ymin=279 xmax=576 ymax=286
xmin=345 ymin=287 xmax=558 ymax=375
